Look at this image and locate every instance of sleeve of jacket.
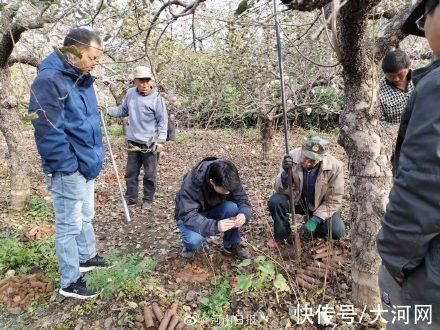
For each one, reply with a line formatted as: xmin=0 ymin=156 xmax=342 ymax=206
xmin=377 ymin=84 xmax=440 ymax=280
xmin=154 ymin=95 xmax=168 ymax=142
xmin=229 ymin=185 xmax=252 ymax=221
xmin=29 ymin=76 xmax=78 ymax=172
xmin=176 ymin=178 xmax=219 ymax=237
xmin=392 ymin=98 xmax=414 ymax=177
xmin=108 ymin=93 xmax=129 ymax=117
xmin=313 ymin=163 xmax=344 ymax=220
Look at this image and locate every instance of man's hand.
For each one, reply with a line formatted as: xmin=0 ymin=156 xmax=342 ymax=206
xmin=282 ymin=155 xmax=294 ymax=172
xmin=233 ymin=213 xmax=246 ymax=228
xmin=151 ymin=142 xmax=164 ymax=153
xmin=218 ymin=219 xmax=236 ymax=233
xmin=97 ymin=105 xmax=108 ymax=115
xmin=304 ymin=217 xmax=319 ymax=233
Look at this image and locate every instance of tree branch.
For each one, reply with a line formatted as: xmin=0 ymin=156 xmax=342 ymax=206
xmin=8 ymin=54 xmax=39 ymax=68
xmin=373 ymin=2 xmax=417 ymax=62
xmin=282 ymin=0 xmax=333 ymax=12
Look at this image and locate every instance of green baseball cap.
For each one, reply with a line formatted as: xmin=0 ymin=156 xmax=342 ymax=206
xmin=303 ymin=135 xmax=329 ymax=161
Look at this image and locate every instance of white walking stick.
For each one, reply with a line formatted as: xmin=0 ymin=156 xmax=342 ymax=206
xmin=97 ymin=91 xmax=131 ymax=222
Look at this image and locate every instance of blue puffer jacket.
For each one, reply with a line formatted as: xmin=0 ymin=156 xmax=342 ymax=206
xmin=28 ymin=52 xmax=104 ymax=180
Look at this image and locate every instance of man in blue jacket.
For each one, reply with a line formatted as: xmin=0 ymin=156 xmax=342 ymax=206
xmin=29 ymin=28 xmax=110 ymax=299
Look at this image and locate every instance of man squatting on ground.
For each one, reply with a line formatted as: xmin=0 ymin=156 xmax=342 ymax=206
xmin=174 ymin=157 xmax=252 ymax=260
xmin=268 ymin=134 xmax=346 ymax=249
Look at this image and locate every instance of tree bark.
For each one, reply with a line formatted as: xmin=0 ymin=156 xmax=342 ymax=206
xmin=0 ymin=67 xmax=30 ymax=211
xmin=258 ymin=89 xmax=273 ymax=160
xmin=337 ymin=0 xmax=386 ymax=309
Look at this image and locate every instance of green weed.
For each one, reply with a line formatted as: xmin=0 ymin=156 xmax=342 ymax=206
xmin=200 ymin=280 xmax=231 ymax=318
xmin=25 ymin=196 xmax=53 ymax=219
xmin=83 ymin=252 xmax=156 ymax=299
xmin=0 ymin=235 xmax=57 ymax=279
xmin=108 ymin=123 xmax=124 ymax=137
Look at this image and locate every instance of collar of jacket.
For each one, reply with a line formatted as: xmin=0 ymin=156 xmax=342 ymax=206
xmin=39 ymin=52 xmax=95 ymax=88
xmin=290 ymin=147 xmax=332 ymax=171
xmin=412 ymin=58 xmax=440 ymax=85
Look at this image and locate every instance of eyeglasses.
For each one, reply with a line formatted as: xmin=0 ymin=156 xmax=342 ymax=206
xmin=416 ymin=0 xmax=439 ymax=32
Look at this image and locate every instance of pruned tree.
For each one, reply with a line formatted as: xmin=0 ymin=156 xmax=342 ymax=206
xmin=0 ymin=1 xmax=66 ymax=211
xmin=284 ymin=0 xmax=417 ymax=308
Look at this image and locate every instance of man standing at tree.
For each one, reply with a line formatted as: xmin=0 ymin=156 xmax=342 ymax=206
xmin=29 ymin=28 xmax=110 ymax=299
xmin=267 ymin=134 xmax=346 ymax=249
xmin=377 ymin=0 xmax=440 ymax=326
xmin=379 ymin=49 xmax=414 ymax=125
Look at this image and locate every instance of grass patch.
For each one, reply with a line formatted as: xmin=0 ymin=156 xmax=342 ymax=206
xmin=25 ymin=196 xmax=53 ymax=220
xmin=0 ymin=235 xmax=57 ymax=279
xmin=108 ymin=123 xmax=124 ymax=137
xmin=83 ymin=251 xmax=156 ymax=299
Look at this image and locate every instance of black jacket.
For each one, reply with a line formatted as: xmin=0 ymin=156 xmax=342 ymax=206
xmin=377 ymin=60 xmax=440 ymax=305
xmin=392 ymin=59 xmax=440 ymax=175
xmin=174 ymin=158 xmax=252 ymax=237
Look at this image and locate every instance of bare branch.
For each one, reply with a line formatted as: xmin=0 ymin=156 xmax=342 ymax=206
xmin=283 ymin=0 xmax=333 ymax=12
xmin=8 ymin=54 xmax=39 ymax=68
xmin=374 ymin=2 xmax=417 ymax=62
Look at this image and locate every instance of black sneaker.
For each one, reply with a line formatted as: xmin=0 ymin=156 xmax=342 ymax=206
xmin=222 ymin=244 xmax=250 ymax=260
xmin=180 ymin=248 xmax=195 ymax=260
xmin=59 ymin=277 xmax=97 ymax=299
xmin=80 ymin=255 xmax=113 ymax=272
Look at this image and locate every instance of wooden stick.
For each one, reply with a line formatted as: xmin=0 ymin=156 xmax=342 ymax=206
xmin=299 ymin=268 xmax=326 ymax=278
xmin=158 ymin=311 xmax=172 ymax=330
xmin=169 ymin=301 xmax=179 ymax=315
xmin=175 ymin=322 xmax=185 ymax=330
xmin=296 ymin=277 xmax=317 ymax=290
xmin=144 ymin=306 xmax=155 ymax=328
xmin=167 ymin=315 xmax=179 ymax=330
xmin=297 ymin=273 xmax=320 ymax=285
xmin=152 ymin=302 xmax=164 ymax=322
xmin=313 ymin=250 xmax=340 ymax=259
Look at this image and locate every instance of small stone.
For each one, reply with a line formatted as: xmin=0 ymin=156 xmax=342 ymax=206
xmin=5 ymin=269 xmax=15 ymax=278
xmin=104 ymin=317 xmax=113 ymax=329
xmin=183 ymin=305 xmax=191 ymax=312
xmin=8 ymin=307 xmax=22 ymax=315
xmin=127 ymin=301 xmax=138 ymax=309
xmin=186 ymin=290 xmax=197 ymax=302
xmin=74 ymin=319 xmax=84 ymax=330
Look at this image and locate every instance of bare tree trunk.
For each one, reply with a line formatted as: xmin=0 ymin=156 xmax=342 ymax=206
xmin=258 ymin=90 xmax=273 ymax=160
xmin=0 ymin=67 xmax=30 ymax=211
xmin=337 ymin=1 xmax=386 ymax=309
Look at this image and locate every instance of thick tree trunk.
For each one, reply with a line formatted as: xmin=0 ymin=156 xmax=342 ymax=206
xmin=0 ymin=67 xmax=31 ymax=211
xmin=338 ymin=75 xmax=395 ymax=308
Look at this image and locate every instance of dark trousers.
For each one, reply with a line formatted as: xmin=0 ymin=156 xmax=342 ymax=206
xmin=125 ymin=143 xmax=157 ymax=203
xmin=268 ymin=193 xmax=346 ymax=241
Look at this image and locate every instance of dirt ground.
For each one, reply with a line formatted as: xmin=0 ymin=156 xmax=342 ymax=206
xmin=0 ymin=128 xmax=369 ymax=329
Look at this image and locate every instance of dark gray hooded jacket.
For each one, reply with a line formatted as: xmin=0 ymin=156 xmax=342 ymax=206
xmin=175 ymin=158 xmax=252 ymax=237
xmin=377 ymin=60 xmax=440 ymax=305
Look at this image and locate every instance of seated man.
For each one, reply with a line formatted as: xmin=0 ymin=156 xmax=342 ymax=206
xmin=268 ymin=135 xmax=346 ymax=248
xmin=175 ymin=157 xmax=252 ymax=260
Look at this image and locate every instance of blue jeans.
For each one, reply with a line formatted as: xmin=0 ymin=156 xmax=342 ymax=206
xmin=45 ymin=171 xmax=97 ymax=288
xmin=177 ymin=201 xmax=241 ymax=251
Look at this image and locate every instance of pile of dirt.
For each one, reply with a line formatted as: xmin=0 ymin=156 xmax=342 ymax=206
xmin=0 ymin=274 xmax=54 ymax=308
